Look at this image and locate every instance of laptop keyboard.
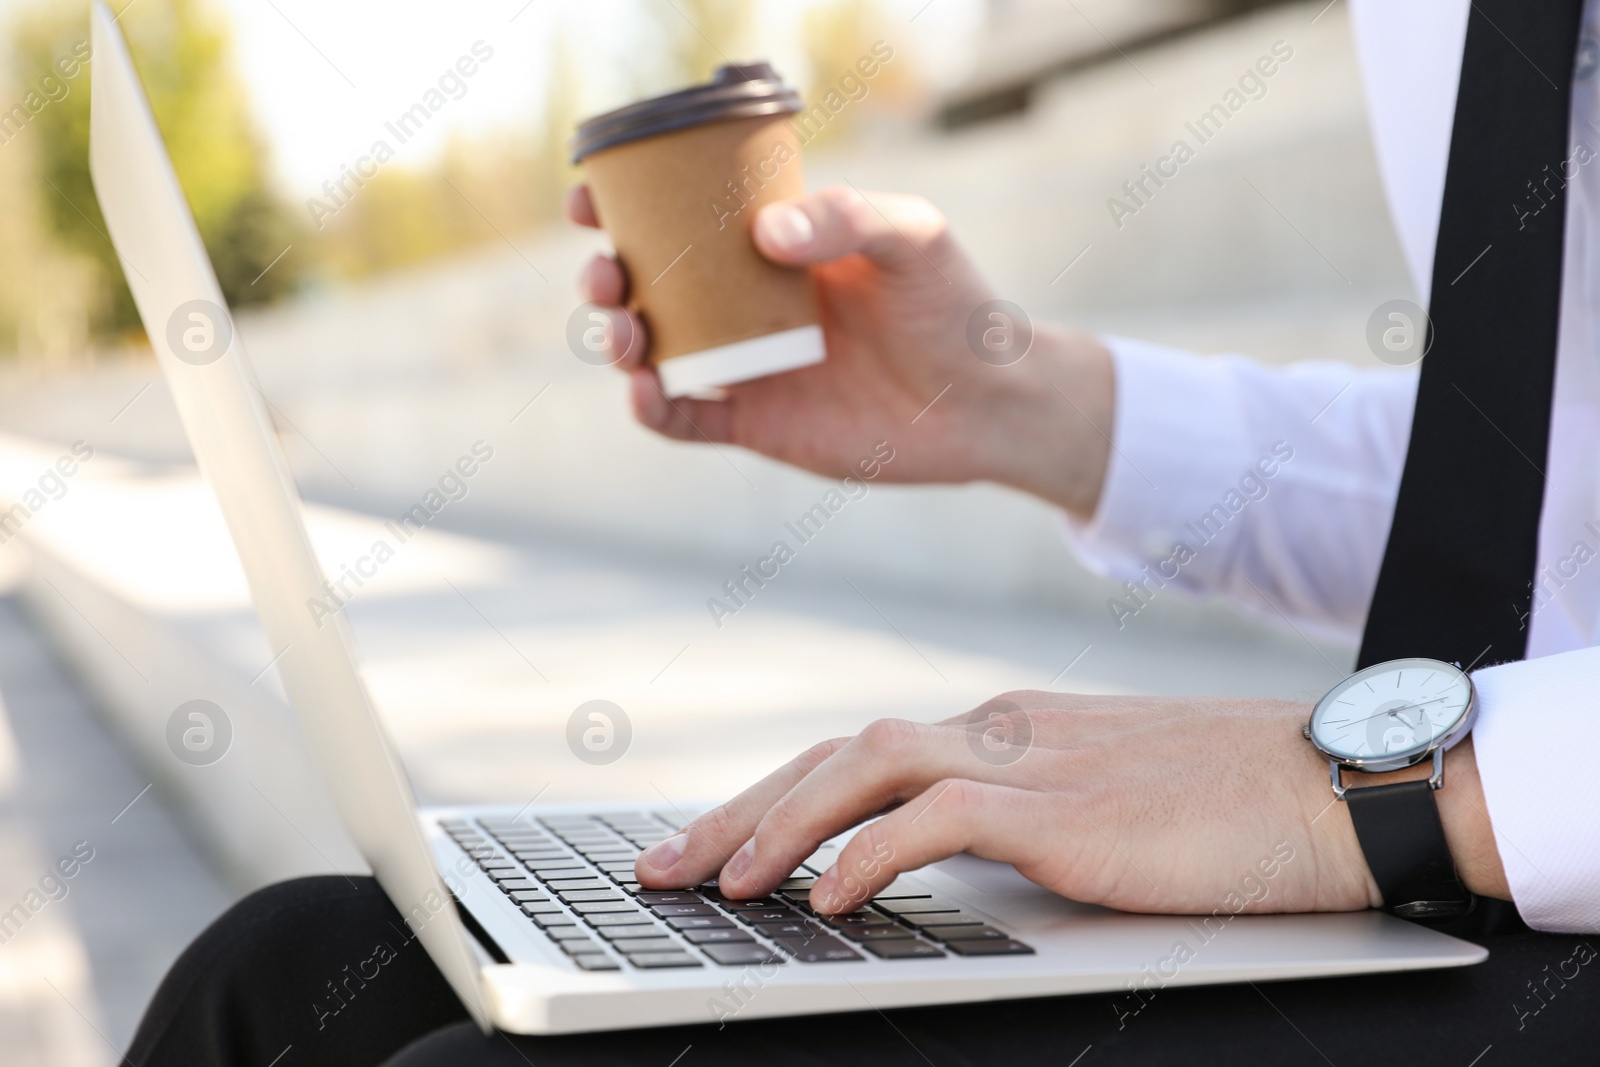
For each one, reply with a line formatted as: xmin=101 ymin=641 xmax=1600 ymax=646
xmin=438 ymin=812 xmax=1035 ymax=971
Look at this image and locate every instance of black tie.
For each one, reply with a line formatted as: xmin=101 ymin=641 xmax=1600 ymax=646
xmin=1359 ymin=0 xmax=1585 ymax=670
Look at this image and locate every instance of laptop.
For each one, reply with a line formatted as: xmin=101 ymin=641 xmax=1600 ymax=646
xmin=86 ymin=1 xmax=1485 ymax=1035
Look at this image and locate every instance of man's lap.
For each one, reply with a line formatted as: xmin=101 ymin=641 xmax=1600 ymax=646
xmin=130 ymin=876 xmax=1600 ymax=1067
xmin=388 ymin=930 xmax=1599 ymax=1066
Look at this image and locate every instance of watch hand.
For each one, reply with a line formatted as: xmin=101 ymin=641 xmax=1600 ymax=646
xmin=1341 ymin=696 xmax=1451 ymax=729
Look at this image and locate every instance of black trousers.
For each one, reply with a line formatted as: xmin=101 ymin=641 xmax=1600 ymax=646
xmin=128 ymin=876 xmax=1599 ymax=1067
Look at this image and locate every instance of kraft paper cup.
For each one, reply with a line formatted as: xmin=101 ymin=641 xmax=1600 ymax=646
xmin=573 ymin=62 xmax=824 ymax=397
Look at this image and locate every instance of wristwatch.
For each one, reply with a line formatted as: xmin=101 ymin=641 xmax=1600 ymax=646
xmin=1303 ymin=657 xmax=1477 ymax=921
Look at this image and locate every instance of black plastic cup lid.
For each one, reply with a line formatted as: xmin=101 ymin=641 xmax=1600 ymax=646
xmin=571 ymin=61 xmax=803 ymax=164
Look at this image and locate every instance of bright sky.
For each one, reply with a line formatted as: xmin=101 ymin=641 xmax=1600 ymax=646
xmin=200 ymin=0 xmax=985 ymax=198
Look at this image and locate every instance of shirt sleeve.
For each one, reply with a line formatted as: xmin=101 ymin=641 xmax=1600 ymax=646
xmin=1471 ymin=647 xmax=1600 ymax=932
xmin=1063 ymin=336 xmax=1419 ymax=640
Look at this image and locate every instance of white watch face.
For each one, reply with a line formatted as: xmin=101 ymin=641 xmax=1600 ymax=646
xmin=1309 ymin=657 xmax=1474 ymax=764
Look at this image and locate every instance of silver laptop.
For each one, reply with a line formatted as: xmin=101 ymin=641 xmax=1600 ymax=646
xmin=86 ymin=1 xmax=1485 ymax=1035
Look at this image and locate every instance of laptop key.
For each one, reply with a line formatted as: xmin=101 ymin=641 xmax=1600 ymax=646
xmin=496 ymin=879 xmax=540 ymax=892
xmin=547 ymin=926 xmax=597 ymax=941
xmin=556 ymin=890 xmax=623 ymax=903
xmin=755 ymin=921 xmax=821 ymax=940
xmin=626 ymin=952 xmax=703 ymax=969
xmin=861 ymin=939 xmax=945 ymax=960
xmin=521 ymin=902 xmax=565 ymax=917
xmin=530 ymin=912 xmax=578 ymax=928
xmin=584 ymin=912 xmax=655 ymax=928
xmin=665 ymin=915 xmax=736 ymax=931
xmin=736 ymin=908 xmax=803 ymax=924
xmin=922 ymin=925 xmax=1009 ymax=942
xmin=595 ymin=921 xmax=662 ymax=940
xmin=680 ymin=927 xmax=754 ymax=945
xmin=547 ymin=878 xmax=614 ymax=892
xmin=718 ymin=898 xmax=788 ymax=912
xmin=534 ymin=869 xmax=596 ymax=883
xmin=557 ymin=937 xmax=601 ymax=955
xmin=943 ymin=939 xmax=1035 ymax=956
xmin=636 ymin=892 xmax=705 ymax=906
xmin=570 ymin=901 xmax=638 ymax=914
xmin=821 ymin=912 xmax=894 ymax=928
xmin=871 ymin=877 xmax=933 ymax=900
xmin=507 ymin=890 xmax=551 ymax=903
xmin=572 ymin=954 xmax=621 ymax=971
xmin=605 ymin=935 xmax=678 ymax=951
xmin=772 ymin=936 xmax=864 ymax=963
xmin=837 ymin=925 xmax=915 ymax=942
xmin=702 ymin=943 xmax=785 ymax=966
xmin=905 ymin=912 xmax=985 ymax=927
xmin=650 ymin=903 xmax=718 ymax=918
xmin=569 ymin=953 xmax=617 ymax=972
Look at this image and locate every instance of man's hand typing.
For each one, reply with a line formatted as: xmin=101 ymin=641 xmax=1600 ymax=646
xmin=634 ymin=692 xmax=1510 ymax=915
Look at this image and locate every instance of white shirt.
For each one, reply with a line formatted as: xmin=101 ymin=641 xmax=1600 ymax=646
xmin=1066 ymin=0 xmax=1600 ymax=932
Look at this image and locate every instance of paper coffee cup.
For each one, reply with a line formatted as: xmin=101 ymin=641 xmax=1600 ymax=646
xmin=573 ymin=63 xmax=823 ymax=397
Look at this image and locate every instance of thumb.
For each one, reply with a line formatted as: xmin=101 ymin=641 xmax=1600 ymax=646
xmin=753 ymin=185 xmax=950 ymax=273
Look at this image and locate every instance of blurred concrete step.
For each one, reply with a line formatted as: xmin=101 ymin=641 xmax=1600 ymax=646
xmin=0 ymin=582 xmax=231 ymax=1060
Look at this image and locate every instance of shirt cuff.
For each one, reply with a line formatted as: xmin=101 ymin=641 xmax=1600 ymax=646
xmin=1471 ymin=646 xmax=1600 ymax=932
xmin=1062 ymin=335 xmax=1259 ymax=591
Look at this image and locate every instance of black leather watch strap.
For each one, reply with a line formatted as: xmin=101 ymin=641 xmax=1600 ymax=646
xmin=1344 ymin=779 xmax=1474 ymax=921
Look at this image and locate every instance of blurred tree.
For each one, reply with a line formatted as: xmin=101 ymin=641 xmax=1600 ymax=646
xmin=0 ymin=101 xmax=90 ymax=362
xmin=14 ymin=0 xmax=299 ymax=340
xmin=799 ymin=0 xmax=914 ymax=147
xmin=536 ymin=21 xmax=584 ymax=219
xmin=312 ymin=135 xmax=554 ymax=279
xmin=308 ymin=15 xmax=583 ymax=282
